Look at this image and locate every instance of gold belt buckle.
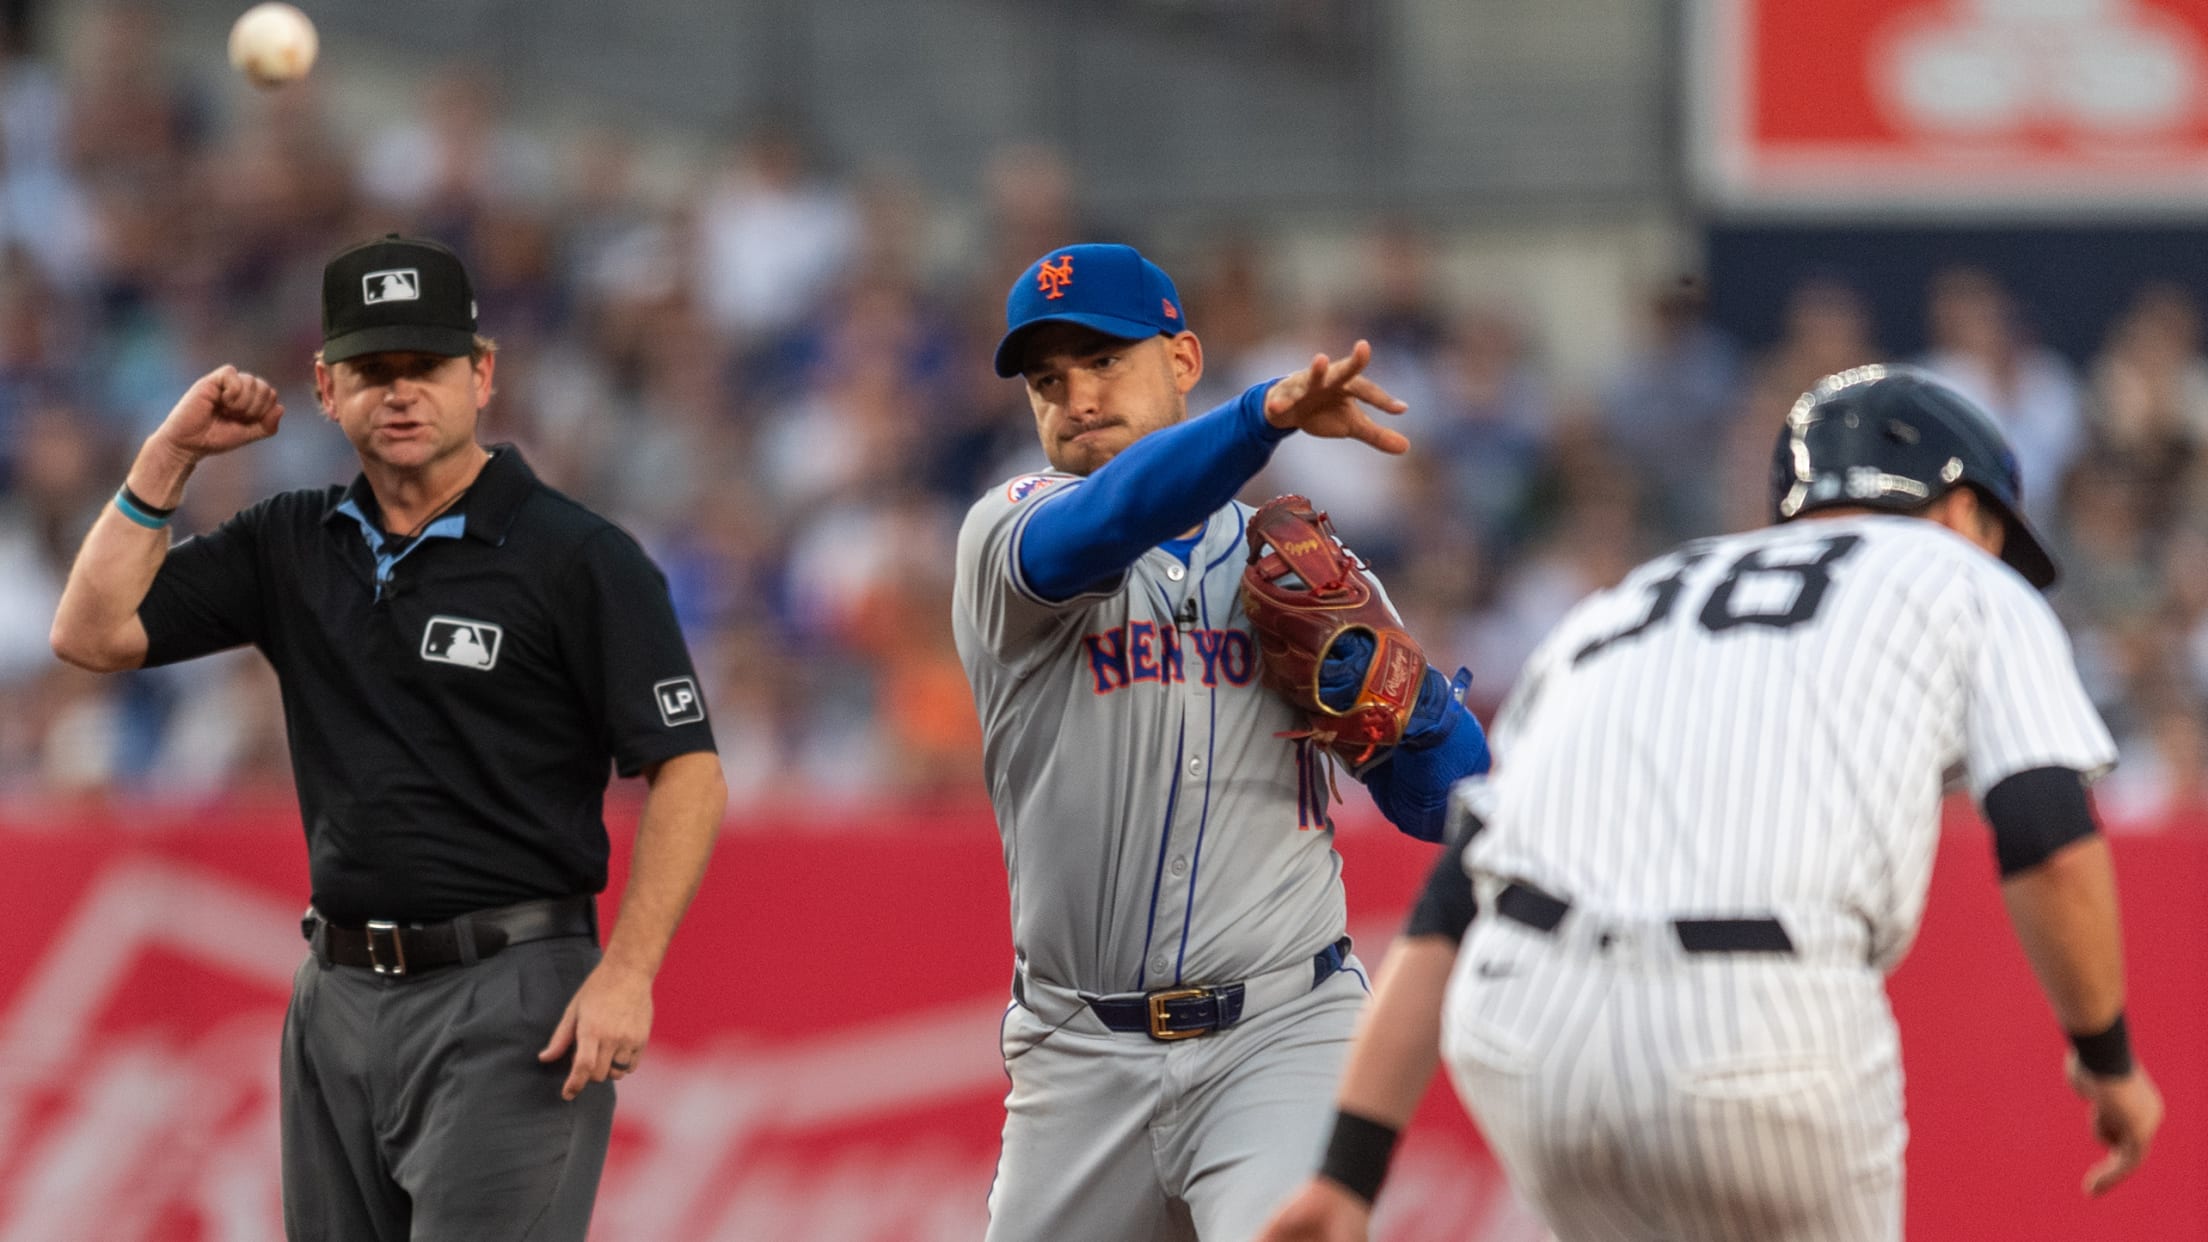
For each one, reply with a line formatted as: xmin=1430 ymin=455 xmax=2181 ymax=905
xmin=1146 ymin=988 xmax=1209 ymax=1041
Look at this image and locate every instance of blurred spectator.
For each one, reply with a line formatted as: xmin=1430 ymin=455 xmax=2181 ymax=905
xmin=695 ymin=122 xmax=859 ymax=345
xmin=2098 ymin=693 xmax=2208 ymax=831
xmin=1361 ymin=221 xmax=1449 ymax=360
xmin=1602 ymin=277 xmax=1742 ymax=539
xmin=0 ymin=401 xmax=95 ymax=689
xmin=978 ymin=142 xmax=1094 ymax=292
xmin=1422 ymin=307 xmax=1550 ymax=549
xmin=356 ymin=69 xmax=555 ymax=231
xmin=1754 ymin=275 xmax=1880 ymax=402
xmin=2086 ymin=282 xmax=2208 ymax=534
xmin=1915 ymin=266 xmax=2082 ymax=528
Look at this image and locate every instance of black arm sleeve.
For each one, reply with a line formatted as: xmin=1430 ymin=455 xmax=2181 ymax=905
xmin=1982 ymin=766 xmax=2098 ymax=877
xmin=558 ymin=527 xmax=718 ymax=777
xmin=138 ymin=500 xmax=272 ymax=666
xmin=1404 ymin=810 xmax=1482 ymax=941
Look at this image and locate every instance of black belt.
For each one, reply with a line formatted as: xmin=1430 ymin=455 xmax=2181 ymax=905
xmin=1084 ymin=937 xmax=1351 ymax=1041
xmin=1497 ymin=883 xmax=1795 ymax=955
xmin=305 ymin=895 xmax=597 ymax=976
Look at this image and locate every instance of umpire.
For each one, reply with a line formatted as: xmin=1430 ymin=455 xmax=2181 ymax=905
xmin=49 ymin=234 xmax=728 ymax=1241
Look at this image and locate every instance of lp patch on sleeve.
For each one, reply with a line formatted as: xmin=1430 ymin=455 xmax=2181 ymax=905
xmin=654 ymin=677 xmax=705 ymax=726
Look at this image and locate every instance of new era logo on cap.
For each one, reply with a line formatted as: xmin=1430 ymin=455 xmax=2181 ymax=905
xmin=363 ymin=269 xmax=421 ymax=304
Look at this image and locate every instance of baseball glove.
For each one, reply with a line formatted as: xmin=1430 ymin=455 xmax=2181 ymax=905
xmin=1241 ymin=494 xmax=1427 ymax=766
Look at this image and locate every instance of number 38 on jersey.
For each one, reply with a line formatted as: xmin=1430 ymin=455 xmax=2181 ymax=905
xmin=1575 ymin=533 xmax=1863 ymax=667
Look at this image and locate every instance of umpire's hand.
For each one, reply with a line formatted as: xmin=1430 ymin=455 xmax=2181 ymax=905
xmin=152 ymin=365 xmax=285 ymax=462
xmin=539 ymin=959 xmax=654 ymax=1099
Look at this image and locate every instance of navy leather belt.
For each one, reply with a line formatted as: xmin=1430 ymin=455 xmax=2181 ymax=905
xmin=1497 ymin=883 xmax=1795 ymax=955
xmin=1085 ymin=937 xmax=1351 ymax=1041
xmin=305 ymin=895 xmax=597 ymax=976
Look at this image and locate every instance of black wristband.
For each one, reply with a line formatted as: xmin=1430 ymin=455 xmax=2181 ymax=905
xmin=2069 ymin=1013 xmax=2134 ymax=1079
xmin=119 ymin=483 xmax=179 ymax=520
xmin=1317 ymin=1109 xmax=1399 ymax=1206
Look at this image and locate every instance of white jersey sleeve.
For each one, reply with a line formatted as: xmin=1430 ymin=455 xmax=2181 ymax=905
xmin=1961 ymin=567 xmax=2119 ymax=799
xmin=953 ymin=472 xmax=1124 ymax=669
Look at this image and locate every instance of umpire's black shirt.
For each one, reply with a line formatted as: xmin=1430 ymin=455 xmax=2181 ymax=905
xmin=137 ymin=446 xmax=716 ymax=924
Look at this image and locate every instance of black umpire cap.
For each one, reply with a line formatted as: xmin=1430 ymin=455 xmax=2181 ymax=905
xmin=321 ymin=234 xmax=478 ymax=364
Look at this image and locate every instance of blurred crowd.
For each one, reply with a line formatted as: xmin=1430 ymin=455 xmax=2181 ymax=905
xmin=3 ymin=7 xmax=2206 ymax=830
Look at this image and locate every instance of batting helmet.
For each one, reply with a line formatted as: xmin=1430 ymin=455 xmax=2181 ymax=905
xmin=1770 ymin=364 xmax=2057 ymax=588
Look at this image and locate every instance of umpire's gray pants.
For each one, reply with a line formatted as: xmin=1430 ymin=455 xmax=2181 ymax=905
xmin=985 ymin=962 xmax=1367 ymax=1242
xmin=281 ymin=937 xmax=614 ymax=1242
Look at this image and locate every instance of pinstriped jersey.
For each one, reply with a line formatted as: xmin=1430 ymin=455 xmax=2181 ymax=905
xmin=953 ymin=472 xmax=1348 ymax=996
xmin=1453 ymin=514 xmax=2116 ymax=971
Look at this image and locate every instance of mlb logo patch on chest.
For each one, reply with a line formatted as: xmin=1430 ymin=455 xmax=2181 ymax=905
xmin=421 ymin=616 xmax=503 ymax=670
xmin=654 ymin=677 xmax=705 ymax=726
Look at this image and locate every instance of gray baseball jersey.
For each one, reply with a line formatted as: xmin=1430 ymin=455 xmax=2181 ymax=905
xmin=954 ymin=471 xmax=1351 ymax=995
xmin=954 ymin=470 xmax=1368 ymax=1242
xmin=1437 ymin=514 xmax=2117 ymax=1241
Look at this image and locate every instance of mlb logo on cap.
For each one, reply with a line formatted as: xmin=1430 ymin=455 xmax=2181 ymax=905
xmin=994 ymin=243 xmax=1187 ymax=377
xmin=321 ymin=234 xmax=478 ymax=364
xmin=363 ymin=269 xmax=421 ymax=304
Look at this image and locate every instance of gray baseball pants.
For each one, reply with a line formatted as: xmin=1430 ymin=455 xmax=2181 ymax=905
xmin=280 ymin=937 xmax=614 ymax=1242
xmin=985 ymin=961 xmax=1367 ymax=1242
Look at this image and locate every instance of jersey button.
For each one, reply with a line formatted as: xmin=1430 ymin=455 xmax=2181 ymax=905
xmin=1151 ymin=955 xmax=1169 ymax=975
xmin=1187 ymin=756 xmax=1204 ymax=775
xmin=1166 ymin=564 xmax=1186 ymax=581
xmin=1170 ymin=855 xmax=1188 ymax=876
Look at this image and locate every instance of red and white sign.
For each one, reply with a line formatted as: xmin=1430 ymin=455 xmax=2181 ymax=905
xmin=0 ymin=802 xmax=2199 ymax=1239
xmin=1695 ymin=0 xmax=2208 ymax=209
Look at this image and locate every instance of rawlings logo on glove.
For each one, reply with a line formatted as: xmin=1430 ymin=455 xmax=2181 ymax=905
xmin=1240 ymin=494 xmax=1428 ymax=766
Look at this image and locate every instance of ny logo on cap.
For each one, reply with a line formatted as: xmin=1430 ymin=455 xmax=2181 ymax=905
xmin=363 ymin=269 xmax=422 ymax=305
xmin=1036 ymin=254 xmax=1074 ymax=300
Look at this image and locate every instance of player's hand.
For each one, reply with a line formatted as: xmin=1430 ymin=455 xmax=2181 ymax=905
xmin=150 ymin=365 xmax=284 ymax=462
xmin=539 ymin=958 xmax=654 ymax=1100
xmin=1263 ymin=341 xmax=1410 ymax=454
xmin=2067 ymin=1054 xmax=2164 ymax=1196
xmin=1253 ymin=1177 xmax=1372 ymax=1242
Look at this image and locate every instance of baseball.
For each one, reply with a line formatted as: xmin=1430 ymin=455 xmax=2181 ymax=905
xmin=227 ymin=3 xmax=317 ymax=89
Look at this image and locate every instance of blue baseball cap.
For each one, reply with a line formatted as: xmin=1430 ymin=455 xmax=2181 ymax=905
xmin=993 ymin=243 xmax=1187 ymax=377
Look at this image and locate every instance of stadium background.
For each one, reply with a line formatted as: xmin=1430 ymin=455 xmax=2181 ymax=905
xmin=0 ymin=0 xmax=2201 ymax=1237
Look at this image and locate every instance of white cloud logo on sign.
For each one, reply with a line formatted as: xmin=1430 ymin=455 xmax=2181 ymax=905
xmin=1883 ymin=0 xmax=2203 ymax=138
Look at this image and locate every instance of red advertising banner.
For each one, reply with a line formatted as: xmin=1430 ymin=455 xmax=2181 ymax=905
xmin=1695 ymin=0 xmax=2208 ymax=210
xmin=0 ymin=802 xmax=2198 ymax=1240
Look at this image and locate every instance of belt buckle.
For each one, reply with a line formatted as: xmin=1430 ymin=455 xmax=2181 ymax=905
xmin=365 ymin=920 xmax=407 ymax=976
xmin=1146 ymin=988 xmax=1208 ymax=1041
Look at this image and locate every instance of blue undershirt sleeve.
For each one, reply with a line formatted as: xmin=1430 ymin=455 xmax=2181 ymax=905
xmin=1359 ymin=669 xmax=1492 ymax=842
xmin=1018 ymin=380 xmax=1287 ymax=601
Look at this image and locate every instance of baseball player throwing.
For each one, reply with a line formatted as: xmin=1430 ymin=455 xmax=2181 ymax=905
xmin=1259 ymin=365 xmax=2163 ymax=1241
xmin=955 ymin=243 xmax=1492 ymax=1241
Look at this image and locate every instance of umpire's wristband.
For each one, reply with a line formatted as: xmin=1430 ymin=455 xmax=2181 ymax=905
xmin=114 ymin=483 xmax=177 ymax=529
xmin=2069 ymin=1012 xmax=2135 ymax=1079
xmin=1317 ymin=1109 xmax=1399 ymax=1207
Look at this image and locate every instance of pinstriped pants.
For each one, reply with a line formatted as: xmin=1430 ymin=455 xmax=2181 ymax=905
xmin=1441 ymin=914 xmax=1904 ymax=1242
